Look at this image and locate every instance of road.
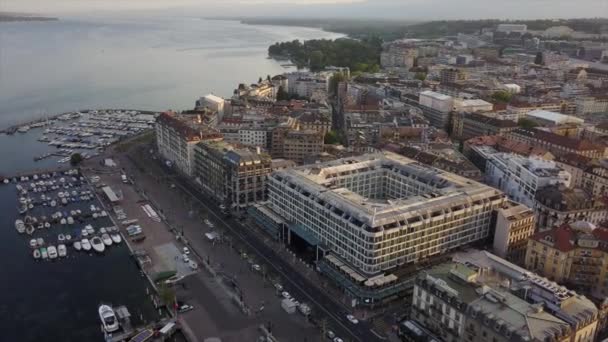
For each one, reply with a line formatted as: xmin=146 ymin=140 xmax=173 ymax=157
xmin=166 ymin=166 xmax=385 ymax=342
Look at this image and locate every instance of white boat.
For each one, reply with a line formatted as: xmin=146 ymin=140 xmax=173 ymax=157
xmin=15 ymin=220 xmax=25 ymax=233
xmin=81 ymin=229 xmax=89 ymax=237
xmin=100 ymin=227 xmax=107 ymax=234
xmin=41 ymin=247 xmax=48 ymax=259
xmin=60 ymin=218 xmax=66 ymax=225
xmin=29 ymin=239 xmax=37 ymax=248
xmin=44 ymin=222 xmax=51 ymax=228
xmin=110 ymin=234 xmax=122 ymax=244
xmin=86 ymin=225 xmax=95 ymax=235
xmin=67 ymin=217 xmax=74 ymax=224
xmin=81 ymin=239 xmax=91 ymax=251
xmin=101 ymin=233 xmax=112 ymax=246
xmin=91 ymin=237 xmax=105 ymax=253
xmin=58 ymin=244 xmax=67 ymax=257
xmin=33 ymin=249 xmax=41 ymax=259
xmin=73 ymin=241 xmax=82 ymax=251
xmin=61 ymin=198 xmax=68 ymax=205
xmin=65 ymin=234 xmax=72 ymax=241
xmin=98 ymin=305 xmax=119 ymax=333
xmin=50 ymin=200 xmax=56 ymax=207
xmin=36 ymin=237 xmax=44 ymax=246
xmin=47 ymin=245 xmax=58 ymax=259
xmin=58 ymin=234 xmax=65 ymax=242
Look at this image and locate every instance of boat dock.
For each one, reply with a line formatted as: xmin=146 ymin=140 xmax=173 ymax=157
xmin=105 ymin=305 xmax=177 ymax=342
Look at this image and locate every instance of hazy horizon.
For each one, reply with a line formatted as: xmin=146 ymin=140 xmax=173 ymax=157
xmin=3 ymin=0 xmax=607 ymax=21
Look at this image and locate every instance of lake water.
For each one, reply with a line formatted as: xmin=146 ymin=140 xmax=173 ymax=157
xmin=0 ymin=15 xmax=341 ymax=341
xmin=0 ymin=15 xmax=342 ymax=129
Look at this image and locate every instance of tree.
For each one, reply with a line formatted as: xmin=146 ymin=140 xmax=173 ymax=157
xmin=518 ymin=118 xmax=539 ymax=129
xmin=158 ymin=283 xmax=176 ymax=311
xmin=491 ymin=90 xmax=512 ymax=104
xmin=276 ymin=86 xmax=289 ymax=101
xmin=266 ymin=75 xmax=271 ymax=82
xmin=414 ymin=72 xmax=427 ymax=81
xmin=70 ymin=153 xmax=83 ymax=166
xmin=324 ymin=130 xmax=340 ymax=145
xmin=328 ymin=72 xmax=347 ymax=96
xmin=309 ymin=50 xmax=325 ymax=71
xmin=534 ymin=52 xmax=543 ymax=65
xmin=258 ymin=77 xmax=263 ymax=84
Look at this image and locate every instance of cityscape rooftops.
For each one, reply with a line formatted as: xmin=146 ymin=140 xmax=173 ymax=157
xmin=527 ymin=109 xmax=584 ymax=125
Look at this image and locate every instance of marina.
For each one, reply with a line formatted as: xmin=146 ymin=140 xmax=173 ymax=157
xmin=0 ymin=109 xmax=159 ymax=165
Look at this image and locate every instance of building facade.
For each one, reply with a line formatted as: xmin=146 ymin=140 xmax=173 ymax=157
xmin=493 ymin=201 xmax=536 ymax=266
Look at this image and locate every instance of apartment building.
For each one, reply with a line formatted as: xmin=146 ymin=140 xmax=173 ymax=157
xmin=155 ymin=111 xmax=223 ymax=177
xmin=493 ymin=201 xmax=536 ymax=266
xmin=283 ymin=130 xmax=324 ymax=164
xmin=452 ymin=112 xmax=518 ymax=140
xmin=485 ymin=153 xmax=570 ymax=208
xmin=507 ymin=128 xmax=605 ymax=159
xmin=418 ymin=91 xmax=454 ymax=129
xmin=526 ymin=221 xmax=608 ymax=300
xmin=412 ymin=250 xmax=599 ymax=342
xmin=534 ymin=185 xmax=608 ymax=230
xmin=263 ymin=152 xmax=506 ymax=303
xmin=193 ymin=141 xmax=272 ymax=211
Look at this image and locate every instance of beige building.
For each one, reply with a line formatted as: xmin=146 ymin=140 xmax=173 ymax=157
xmin=411 ymin=250 xmax=599 ymax=342
xmin=526 ymin=221 xmax=608 ymax=300
xmin=493 ymin=201 xmax=536 ymax=266
xmin=534 ymin=185 xmax=607 ymax=230
xmin=155 ymin=111 xmax=223 ymax=177
xmin=282 ymin=130 xmax=323 ymax=164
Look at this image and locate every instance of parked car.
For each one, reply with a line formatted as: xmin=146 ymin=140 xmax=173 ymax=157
xmin=182 ymin=254 xmax=190 ymax=263
xmin=281 ymin=291 xmax=291 ymax=300
xmin=178 ymin=304 xmax=194 ymax=313
xmin=274 ymin=283 xmax=283 ymax=292
xmin=183 ymin=247 xmax=190 ymax=255
xmin=346 ymin=314 xmax=359 ymax=324
xmin=252 ymin=264 xmax=261 ymax=272
xmin=333 ymin=338 xmax=343 ymax=342
xmin=326 ymin=331 xmax=335 ymax=339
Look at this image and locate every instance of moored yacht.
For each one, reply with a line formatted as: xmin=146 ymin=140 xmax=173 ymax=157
xmin=47 ymin=245 xmax=58 ymax=259
xmin=15 ymin=220 xmax=25 ymax=234
xmin=101 ymin=233 xmax=112 ymax=246
xmin=58 ymin=244 xmax=67 ymax=257
xmin=91 ymin=237 xmax=105 ymax=253
xmin=98 ymin=304 xmax=119 ymax=333
xmin=110 ymin=233 xmax=122 ymax=244
xmin=81 ymin=239 xmax=91 ymax=251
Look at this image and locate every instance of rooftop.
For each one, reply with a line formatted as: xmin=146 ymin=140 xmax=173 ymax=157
xmin=527 ymin=110 xmax=584 ymax=125
xmin=271 ymin=152 xmax=503 ymax=229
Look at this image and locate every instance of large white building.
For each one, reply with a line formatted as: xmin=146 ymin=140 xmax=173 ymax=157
xmin=196 ymin=94 xmax=226 ymax=120
xmin=418 ymin=91 xmax=454 ymax=128
xmin=267 ymin=152 xmax=506 ymax=275
xmin=285 ymin=71 xmax=330 ymax=99
xmin=526 ymin=109 xmax=584 ymax=126
xmin=485 ymin=153 xmax=571 ymax=208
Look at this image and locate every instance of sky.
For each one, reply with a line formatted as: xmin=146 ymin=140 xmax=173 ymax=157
xmin=2 ymin=0 xmax=607 ymax=20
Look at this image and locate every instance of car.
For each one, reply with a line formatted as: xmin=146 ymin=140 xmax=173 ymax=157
xmin=273 ymin=283 xmax=283 ymax=292
xmin=183 ymin=247 xmax=190 ymax=255
xmin=252 ymin=264 xmax=261 ymax=272
xmin=326 ymin=331 xmax=335 ymax=339
xmin=346 ymin=314 xmax=359 ymax=324
xmin=333 ymin=338 xmax=343 ymax=342
xmin=182 ymin=254 xmax=190 ymax=263
xmin=178 ymin=304 xmax=194 ymax=313
xmin=281 ymin=291 xmax=291 ymax=299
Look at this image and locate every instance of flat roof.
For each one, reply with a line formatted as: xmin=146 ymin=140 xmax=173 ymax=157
xmin=527 ymin=109 xmax=584 ymax=124
xmin=102 ymin=186 xmax=120 ymax=203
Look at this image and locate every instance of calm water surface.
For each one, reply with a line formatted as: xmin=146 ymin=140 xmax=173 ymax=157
xmin=0 ymin=15 xmax=341 ymax=341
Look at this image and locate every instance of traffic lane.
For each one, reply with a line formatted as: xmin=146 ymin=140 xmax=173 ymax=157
xmin=170 ymin=175 xmax=382 ymax=342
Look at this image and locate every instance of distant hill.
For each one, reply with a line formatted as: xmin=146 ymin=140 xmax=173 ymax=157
xmin=238 ymin=17 xmax=608 ymax=41
xmin=0 ymin=12 xmax=58 ymax=22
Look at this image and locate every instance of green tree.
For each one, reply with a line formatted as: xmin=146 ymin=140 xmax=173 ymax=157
xmin=414 ymin=72 xmax=427 ymax=81
xmin=266 ymin=75 xmax=271 ymax=82
xmin=158 ymin=283 xmax=176 ymax=311
xmin=324 ymin=130 xmax=340 ymax=145
xmin=258 ymin=77 xmax=263 ymax=84
xmin=491 ymin=90 xmax=513 ymax=104
xmin=276 ymin=86 xmax=289 ymax=101
xmin=309 ymin=50 xmax=325 ymax=71
xmin=518 ymin=118 xmax=539 ymax=129
xmin=328 ymin=72 xmax=347 ymax=96
xmin=534 ymin=52 xmax=543 ymax=65
xmin=70 ymin=153 xmax=83 ymax=166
